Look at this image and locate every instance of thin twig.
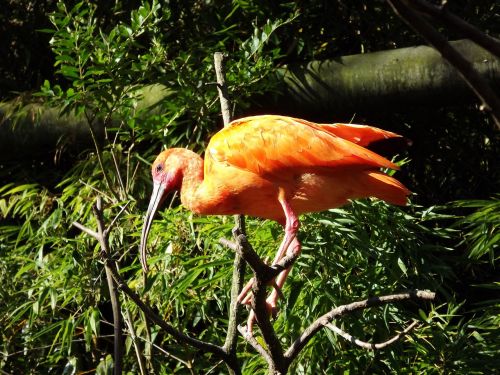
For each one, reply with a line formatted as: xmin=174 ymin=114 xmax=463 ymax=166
xmin=387 ymin=0 xmax=500 ymax=129
xmin=72 ymin=221 xmax=99 ymax=239
xmin=134 ymin=334 xmax=192 ymax=368
xmin=284 ymin=290 xmax=435 ymax=363
xmin=3 ymin=335 xmax=115 ymax=358
xmin=93 ymin=197 xmax=124 ymax=375
xmin=206 ymin=360 xmax=224 ymax=375
xmin=111 ymin=148 xmax=126 ymax=199
xmin=106 ymin=202 xmax=130 ymax=235
xmin=78 ymin=179 xmax=114 ymax=202
xmin=125 ymin=143 xmax=135 ymax=195
xmin=123 ymin=302 xmax=147 ymax=375
xmin=325 ymin=320 xmax=419 ymax=350
xmin=84 ymin=113 xmax=121 ymax=202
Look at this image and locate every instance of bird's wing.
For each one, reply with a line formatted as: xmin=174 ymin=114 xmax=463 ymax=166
xmin=205 ymin=115 xmax=399 ymax=177
xmin=316 ymin=122 xmax=401 ymax=147
xmin=269 ymin=116 xmax=402 ymax=146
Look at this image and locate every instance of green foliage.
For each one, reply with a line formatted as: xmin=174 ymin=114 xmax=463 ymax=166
xmin=1 ymin=0 xmax=499 ymax=374
xmin=453 ymin=197 xmax=499 ymax=262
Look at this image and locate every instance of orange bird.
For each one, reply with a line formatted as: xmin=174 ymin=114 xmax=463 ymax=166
xmin=140 ymin=115 xmax=409 ymax=329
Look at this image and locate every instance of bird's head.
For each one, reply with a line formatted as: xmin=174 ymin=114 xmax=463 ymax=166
xmin=139 ymin=149 xmax=184 ymax=272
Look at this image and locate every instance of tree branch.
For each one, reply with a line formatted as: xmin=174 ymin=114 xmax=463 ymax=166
xmin=214 ymin=52 xmax=232 ymax=127
xmin=73 ymin=197 xmax=123 ymax=375
xmin=325 ymin=320 xmax=419 ymax=350
xmin=284 ymin=290 xmax=435 ymax=363
xmin=214 ymin=52 xmax=244 ymax=375
xmin=249 ymin=273 xmax=287 ymax=373
xmin=237 ymin=325 xmax=274 ymax=366
xmin=387 ymin=0 xmax=500 ymax=129
xmin=72 ymin=221 xmax=99 ymax=239
xmin=408 ymin=0 xmax=500 ymax=58
xmin=220 ymin=233 xmax=300 ymax=284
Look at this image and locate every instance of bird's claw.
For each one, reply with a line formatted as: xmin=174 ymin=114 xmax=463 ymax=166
xmin=244 ymin=296 xmax=280 ymax=335
xmin=238 ymin=275 xmax=285 ymax=306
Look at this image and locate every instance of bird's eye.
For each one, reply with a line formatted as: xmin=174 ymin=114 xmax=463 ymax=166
xmin=155 ymin=164 xmax=163 ymax=173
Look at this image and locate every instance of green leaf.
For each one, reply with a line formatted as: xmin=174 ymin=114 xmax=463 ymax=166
xmin=397 ymin=257 xmax=408 ymax=276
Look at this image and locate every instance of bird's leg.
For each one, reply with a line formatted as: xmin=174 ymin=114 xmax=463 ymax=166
xmin=245 ymin=238 xmax=302 ymax=334
xmin=239 ymin=236 xmax=299 ymax=306
xmin=265 ymin=238 xmax=301 ymax=316
xmin=238 ymin=188 xmax=299 ymax=304
xmin=237 ymin=245 xmax=287 ymax=304
xmin=241 ymin=188 xmax=302 ymax=334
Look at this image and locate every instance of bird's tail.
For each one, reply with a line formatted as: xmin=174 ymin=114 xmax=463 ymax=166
xmin=360 ymin=170 xmax=410 ymax=206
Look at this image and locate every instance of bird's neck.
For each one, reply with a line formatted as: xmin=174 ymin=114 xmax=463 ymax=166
xmin=178 ymin=151 xmax=206 ymax=213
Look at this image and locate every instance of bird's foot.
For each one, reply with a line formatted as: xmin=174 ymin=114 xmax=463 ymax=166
xmin=245 ymin=295 xmax=279 ymax=335
xmin=237 ymin=277 xmax=254 ymax=304
xmin=238 ymin=276 xmax=284 ymax=306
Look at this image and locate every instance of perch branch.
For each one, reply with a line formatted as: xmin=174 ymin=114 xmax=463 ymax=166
xmin=249 ymin=274 xmax=286 ymax=371
xmin=223 ymin=234 xmax=273 ymax=276
xmin=387 ymin=0 xmax=500 ymax=129
xmin=226 ymin=228 xmax=288 ymax=372
xmin=285 ymin=290 xmax=435 ymax=363
xmin=408 ymin=0 xmax=500 ymax=58
xmin=220 ymin=234 xmax=300 ymax=284
xmin=325 ymin=320 xmax=419 ymax=350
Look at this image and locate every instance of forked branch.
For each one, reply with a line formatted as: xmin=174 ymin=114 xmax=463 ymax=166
xmin=284 ymin=290 xmax=435 ymax=363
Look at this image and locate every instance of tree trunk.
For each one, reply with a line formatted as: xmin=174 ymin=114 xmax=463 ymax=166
xmin=0 ymin=39 xmax=498 ymax=160
xmin=267 ymin=39 xmax=500 ymax=119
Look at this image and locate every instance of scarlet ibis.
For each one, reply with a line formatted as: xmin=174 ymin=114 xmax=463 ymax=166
xmin=140 ymin=115 xmax=409 ymax=330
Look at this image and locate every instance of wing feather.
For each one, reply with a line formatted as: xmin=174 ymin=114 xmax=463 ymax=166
xmin=205 ymin=115 xmax=399 ymax=177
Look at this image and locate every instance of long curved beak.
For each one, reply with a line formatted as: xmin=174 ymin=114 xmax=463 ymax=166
xmin=140 ymin=180 xmax=166 ymax=272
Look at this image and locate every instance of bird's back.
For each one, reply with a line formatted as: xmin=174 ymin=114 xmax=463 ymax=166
xmin=206 ymin=115 xmax=400 ymax=175
xmin=198 ymin=115 xmax=409 ymax=220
